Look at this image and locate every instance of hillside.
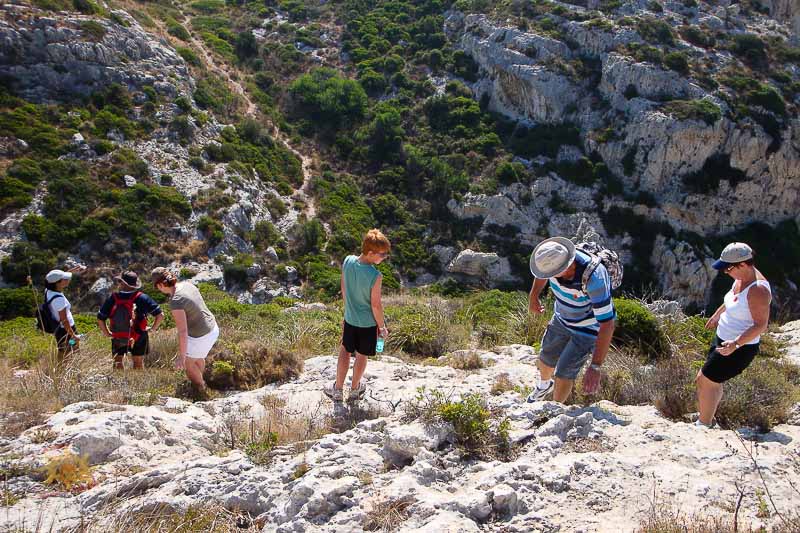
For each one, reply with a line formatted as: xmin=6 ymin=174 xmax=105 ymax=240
xmin=1 ymin=0 xmax=799 ymax=316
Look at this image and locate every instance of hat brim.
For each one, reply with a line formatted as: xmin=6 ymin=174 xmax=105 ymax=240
xmin=530 ymin=237 xmax=577 ymax=279
xmin=114 ymin=276 xmax=143 ymax=289
xmin=712 ymin=259 xmax=733 ymax=271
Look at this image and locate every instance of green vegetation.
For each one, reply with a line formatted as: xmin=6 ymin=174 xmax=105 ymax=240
xmin=289 ymin=68 xmax=368 ymax=130
xmin=613 ymin=298 xmax=669 ymax=358
xmin=663 ymin=51 xmax=689 ymax=74
xmin=730 ymin=33 xmax=768 ymax=70
xmin=636 ymin=17 xmax=675 ymax=46
xmin=80 ymin=20 xmax=106 ymax=41
xmin=679 ymin=25 xmax=715 ymax=48
xmin=662 ymin=99 xmax=721 ymax=125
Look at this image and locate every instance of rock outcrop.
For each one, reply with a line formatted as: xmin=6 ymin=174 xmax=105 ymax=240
xmin=2 ymin=345 xmax=799 ymax=532
xmin=0 ymin=6 xmax=190 ymax=102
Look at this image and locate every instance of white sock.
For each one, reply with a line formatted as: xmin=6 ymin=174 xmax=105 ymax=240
xmin=537 ymin=379 xmax=553 ymax=389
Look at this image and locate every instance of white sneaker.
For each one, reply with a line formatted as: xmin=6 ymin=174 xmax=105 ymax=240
xmin=348 ymin=383 xmax=366 ymax=403
xmin=323 ymin=383 xmax=343 ymax=402
xmin=694 ymin=419 xmax=714 ymax=429
xmin=527 ymin=380 xmax=554 ymax=403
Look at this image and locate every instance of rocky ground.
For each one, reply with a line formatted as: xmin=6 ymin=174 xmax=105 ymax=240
xmin=2 ymin=324 xmax=799 ymax=532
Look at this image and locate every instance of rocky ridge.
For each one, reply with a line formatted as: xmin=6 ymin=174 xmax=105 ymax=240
xmin=2 ymin=323 xmax=800 ymax=532
xmin=444 ymin=7 xmax=800 ymax=308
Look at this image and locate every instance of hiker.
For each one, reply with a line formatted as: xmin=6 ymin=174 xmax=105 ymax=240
xmin=96 ymin=271 xmax=164 ymax=370
xmin=44 ymin=267 xmax=85 ymax=359
xmin=527 ymin=237 xmax=617 ymax=403
xmin=697 ymin=243 xmax=770 ymax=428
xmin=324 ymin=229 xmax=390 ymax=403
xmin=151 ymin=267 xmax=218 ymax=393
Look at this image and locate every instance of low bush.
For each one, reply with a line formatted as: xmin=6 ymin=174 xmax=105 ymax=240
xmin=387 ymin=301 xmax=469 ymax=357
xmin=637 ymin=17 xmax=675 ymax=46
xmin=662 ymin=99 xmax=721 ymax=125
xmin=0 ymin=288 xmax=36 ymax=320
xmin=205 ymin=339 xmax=303 ymax=390
xmin=680 ymin=26 xmax=715 ymax=48
xmin=730 ymin=33 xmax=768 ymax=69
xmin=613 ymin=298 xmax=670 ymax=358
xmin=42 ymin=452 xmax=94 ymax=491
xmin=80 ymin=20 xmax=106 ymax=41
xmin=663 ymin=51 xmax=689 ymax=74
xmin=405 ymin=389 xmax=512 ymax=459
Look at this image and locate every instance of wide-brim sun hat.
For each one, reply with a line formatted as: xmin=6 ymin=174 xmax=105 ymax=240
xmin=712 ymin=242 xmax=753 ymax=270
xmin=45 ymin=269 xmax=73 ymax=283
xmin=114 ymin=271 xmax=142 ymax=290
xmin=530 ymin=237 xmax=576 ymax=278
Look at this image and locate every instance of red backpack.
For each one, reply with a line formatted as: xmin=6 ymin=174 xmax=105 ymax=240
xmin=109 ymin=292 xmax=147 ymax=342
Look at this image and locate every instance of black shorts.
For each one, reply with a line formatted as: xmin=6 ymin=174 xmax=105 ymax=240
xmin=342 ymin=321 xmax=378 ymax=357
xmin=54 ymin=325 xmax=77 ymax=351
xmin=112 ymin=331 xmax=149 ymax=357
xmin=702 ymin=336 xmax=759 ymax=383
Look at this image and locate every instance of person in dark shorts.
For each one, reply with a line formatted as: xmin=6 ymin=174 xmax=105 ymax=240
xmin=324 ymin=229 xmax=390 ymax=403
xmin=697 ymin=243 xmax=771 ymax=428
xmin=45 ymin=267 xmax=85 ymax=361
xmin=97 ymin=271 xmax=163 ymax=370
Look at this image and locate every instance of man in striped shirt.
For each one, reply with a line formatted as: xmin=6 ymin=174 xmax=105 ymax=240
xmin=527 ymin=237 xmax=616 ymax=403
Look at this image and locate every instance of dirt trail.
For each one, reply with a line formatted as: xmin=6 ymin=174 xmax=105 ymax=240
xmin=158 ymin=8 xmax=317 ymax=218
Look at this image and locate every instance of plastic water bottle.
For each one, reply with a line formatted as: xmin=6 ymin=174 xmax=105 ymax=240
xmin=376 ymin=337 xmax=385 ymax=354
xmin=68 ymin=334 xmax=85 ymax=346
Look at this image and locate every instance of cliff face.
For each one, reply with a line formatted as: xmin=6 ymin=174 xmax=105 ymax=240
xmin=0 ymin=7 xmax=189 ymax=102
xmin=445 ymin=9 xmax=800 ymax=309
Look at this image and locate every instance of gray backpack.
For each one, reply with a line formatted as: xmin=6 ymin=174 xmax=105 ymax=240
xmin=576 ymin=242 xmax=623 ymax=292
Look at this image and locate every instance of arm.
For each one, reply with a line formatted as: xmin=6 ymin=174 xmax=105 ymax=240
xmin=97 ymin=319 xmax=112 ymax=337
xmin=719 ymin=285 xmax=770 ymax=355
xmin=529 ymin=277 xmax=548 ymax=314
xmin=705 ymin=303 xmax=726 ymax=330
xmin=59 ymin=309 xmax=76 ymax=338
xmin=150 ymin=313 xmax=164 ymax=331
xmin=370 ymin=275 xmax=387 ymax=336
xmin=172 ymin=309 xmax=189 ymax=369
xmin=591 ymin=319 xmax=615 ymax=365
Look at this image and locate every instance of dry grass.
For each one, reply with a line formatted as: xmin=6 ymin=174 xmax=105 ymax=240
xmin=446 ymin=351 xmax=485 ymax=370
xmin=67 ymin=503 xmax=259 ymax=532
xmin=490 ymin=373 xmax=516 ymax=395
xmin=204 ymin=338 xmax=304 ymax=390
xmin=363 ymin=497 xmax=412 ymax=532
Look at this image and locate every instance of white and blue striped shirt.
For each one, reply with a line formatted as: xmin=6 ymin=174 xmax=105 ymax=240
xmin=547 ymin=251 xmax=615 ymax=337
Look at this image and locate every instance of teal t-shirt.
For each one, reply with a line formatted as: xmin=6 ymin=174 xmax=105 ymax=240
xmin=343 ymin=255 xmax=381 ymax=327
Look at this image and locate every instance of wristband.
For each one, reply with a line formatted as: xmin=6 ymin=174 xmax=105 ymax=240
xmin=589 ymin=363 xmax=603 ymax=371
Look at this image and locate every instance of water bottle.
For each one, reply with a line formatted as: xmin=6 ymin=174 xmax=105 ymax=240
xmin=376 ymin=336 xmax=385 ymax=354
xmin=68 ymin=334 xmax=85 ymax=346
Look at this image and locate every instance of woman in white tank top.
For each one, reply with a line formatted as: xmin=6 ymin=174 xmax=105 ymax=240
xmin=696 ymin=243 xmax=771 ymax=428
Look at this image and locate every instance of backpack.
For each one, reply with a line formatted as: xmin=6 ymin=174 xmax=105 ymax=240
xmin=109 ymin=292 xmax=145 ymax=340
xmin=576 ymin=242 xmax=623 ymax=292
xmin=36 ymin=293 xmax=63 ymax=334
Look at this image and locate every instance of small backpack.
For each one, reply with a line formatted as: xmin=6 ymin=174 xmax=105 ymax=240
xmin=109 ymin=292 xmax=144 ymax=340
xmin=36 ymin=293 xmax=63 ymax=334
xmin=576 ymin=242 xmax=623 ymax=292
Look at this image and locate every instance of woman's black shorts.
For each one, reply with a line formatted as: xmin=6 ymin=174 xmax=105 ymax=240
xmin=342 ymin=321 xmax=378 ymax=357
xmin=701 ymin=336 xmax=759 ymax=383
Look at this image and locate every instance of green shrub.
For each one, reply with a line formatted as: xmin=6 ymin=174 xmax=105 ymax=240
xmin=0 ymin=288 xmax=36 ymax=320
xmin=73 ymin=0 xmax=101 ymax=14
xmin=198 ymin=215 xmax=224 ymax=245
xmin=176 ymin=47 xmax=202 ymax=66
xmin=730 ymin=33 xmax=768 ymax=69
xmin=662 ymin=99 xmax=721 ymax=125
xmin=613 ymin=298 xmax=670 ymax=358
xmin=387 ymin=303 xmax=469 ymax=357
xmin=222 ymin=254 xmax=253 ymax=287
xmin=715 ymin=357 xmax=799 ymax=432
xmin=1 ymin=243 xmax=57 ymax=286
xmin=204 ymin=339 xmax=304 ymax=389
xmin=80 ymin=20 xmax=106 ymax=41
xmin=167 ymin=18 xmax=191 ymax=41
xmin=663 ymin=51 xmax=689 ymax=74
xmin=637 ymin=17 xmax=675 ymax=46
xmin=680 ymin=26 xmax=715 ymax=48
xmin=289 ymin=68 xmax=368 ymax=130
xmin=747 ymin=84 xmax=786 ymax=115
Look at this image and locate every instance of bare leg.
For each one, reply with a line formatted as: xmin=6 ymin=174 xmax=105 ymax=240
xmin=553 ymin=378 xmax=575 ymax=403
xmin=113 ymin=355 xmax=125 ymax=370
xmin=131 ymin=356 xmax=144 ymax=370
xmin=696 ymin=371 xmax=723 ymax=426
xmin=537 ymin=359 xmax=555 ymax=381
xmin=351 ymin=353 xmax=368 ymax=389
xmin=185 ymin=358 xmax=206 ymax=390
xmin=334 ymin=345 xmax=350 ymax=390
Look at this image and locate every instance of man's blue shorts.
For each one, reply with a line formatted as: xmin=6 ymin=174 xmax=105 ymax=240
xmin=538 ymin=317 xmax=597 ymax=380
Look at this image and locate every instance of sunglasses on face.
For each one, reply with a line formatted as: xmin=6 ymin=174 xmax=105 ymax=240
xmin=725 ymin=263 xmax=738 ymax=273
xmin=376 ymin=251 xmax=389 ymax=258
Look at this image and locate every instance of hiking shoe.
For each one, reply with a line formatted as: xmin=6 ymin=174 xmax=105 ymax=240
xmin=526 ymin=380 xmax=554 ymax=403
xmin=348 ymin=383 xmax=366 ymax=403
xmin=323 ymin=383 xmax=343 ymax=402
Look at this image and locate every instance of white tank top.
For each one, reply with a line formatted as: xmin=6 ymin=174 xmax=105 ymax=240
xmin=716 ymin=279 xmax=771 ymax=344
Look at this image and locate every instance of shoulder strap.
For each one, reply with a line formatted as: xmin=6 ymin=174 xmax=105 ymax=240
xmin=46 ymin=293 xmax=63 ymax=305
xmin=580 ymin=253 xmax=603 ymax=294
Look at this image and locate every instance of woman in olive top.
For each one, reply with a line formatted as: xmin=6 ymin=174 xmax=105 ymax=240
xmin=151 ymin=267 xmax=219 ymax=393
